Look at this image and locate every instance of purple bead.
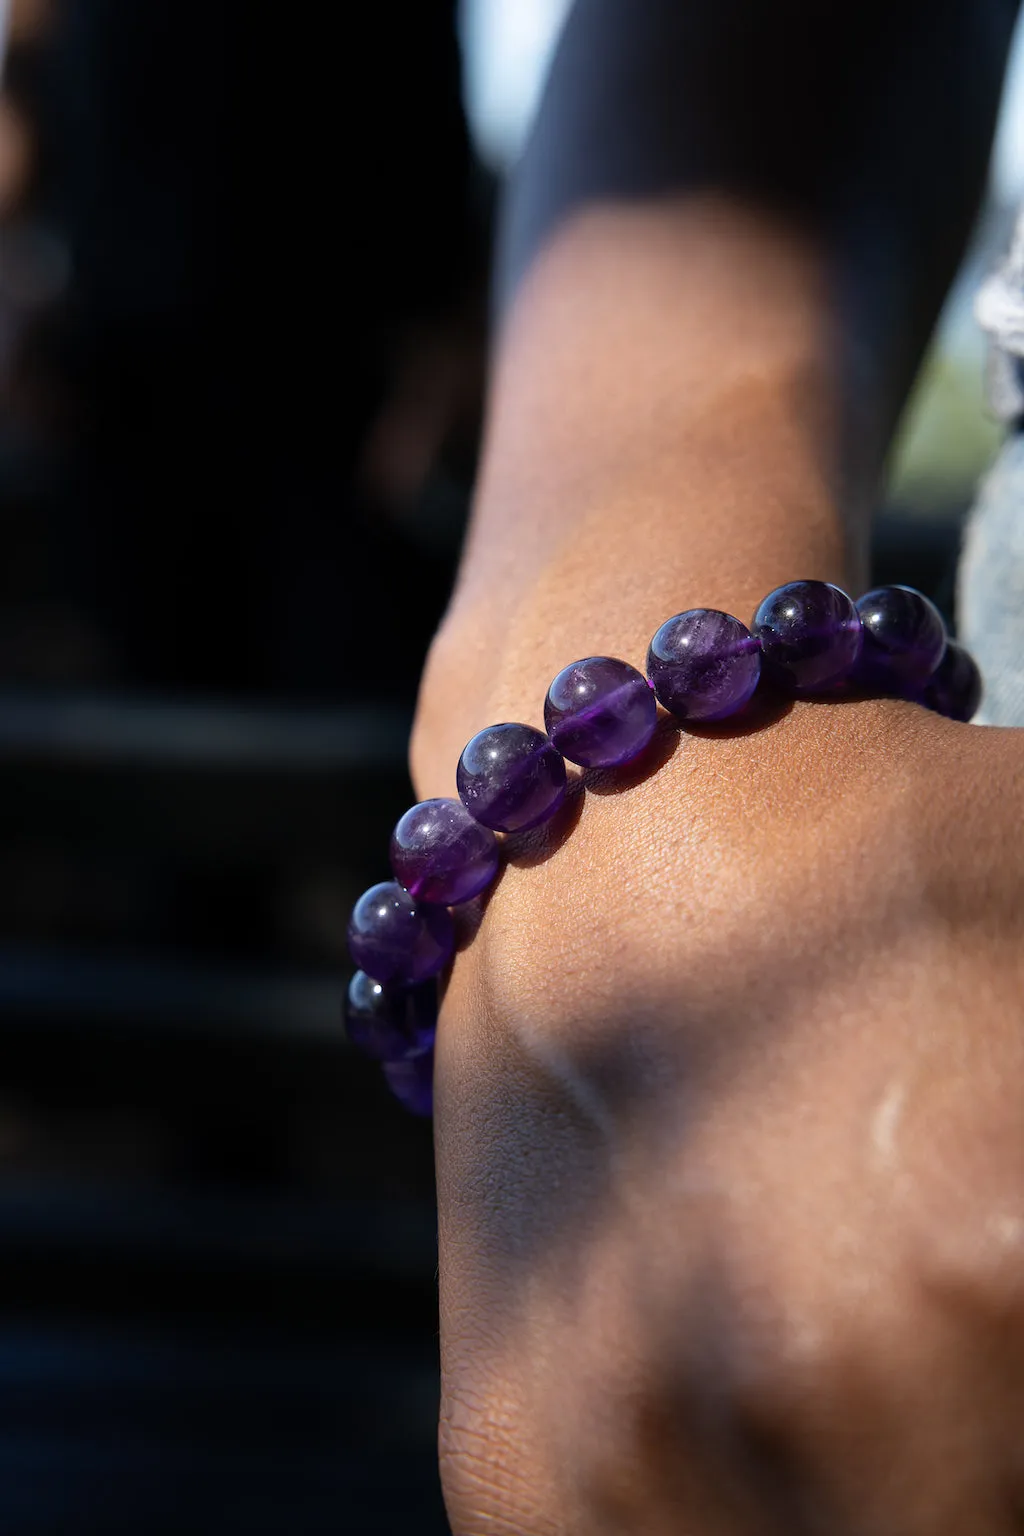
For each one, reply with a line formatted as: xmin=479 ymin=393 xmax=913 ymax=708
xmin=752 ymin=580 xmax=862 ymax=693
xmin=646 ymin=609 xmax=761 ymax=721
xmin=382 ymin=1051 xmax=434 ymax=1117
xmin=457 ymin=723 xmax=567 ymax=833
xmin=855 ymin=585 xmax=947 ymax=691
xmin=390 ymin=797 xmax=500 ymax=906
xmin=382 ymin=1044 xmax=436 ymax=1118
xmin=544 ymin=656 xmax=657 ymax=767
xmin=922 ymin=641 xmax=983 ymax=722
xmin=345 ymin=971 xmax=437 ymax=1061
xmin=347 ymin=880 xmax=454 ymax=986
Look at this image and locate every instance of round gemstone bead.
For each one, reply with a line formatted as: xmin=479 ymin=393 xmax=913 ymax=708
xmin=344 ymin=971 xmax=437 ymax=1062
xmin=457 ymin=723 xmax=567 ymax=833
xmin=347 ymin=880 xmax=454 ymax=986
xmin=382 ymin=1051 xmax=434 ymax=1117
xmin=646 ymin=609 xmax=761 ymax=721
xmin=855 ymin=584 xmax=947 ymax=691
xmin=922 ymin=640 xmax=983 ymax=722
xmin=390 ymin=797 xmax=500 ymax=906
xmin=543 ymin=655 xmax=657 ymax=767
xmin=752 ymin=580 xmax=862 ymax=693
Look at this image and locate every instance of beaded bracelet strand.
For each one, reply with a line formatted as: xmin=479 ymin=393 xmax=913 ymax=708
xmin=344 ymin=580 xmax=983 ymax=1116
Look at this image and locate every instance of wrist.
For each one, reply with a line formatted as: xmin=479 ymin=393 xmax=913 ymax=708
xmin=413 ymin=482 xmax=854 ymax=804
xmin=412 ymin=200 xmax=877 ymax=793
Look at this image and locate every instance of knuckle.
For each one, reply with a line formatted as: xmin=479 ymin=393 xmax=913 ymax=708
xmin=691 ymin=1238 xmax=893 ymax=1455
xmin=896 ymin=1117 xmax=1024 ymax=1327
xmin=922 ymin=1201 xmax=1024 ymax=1326
xmin=714 ymin=1309 xmax=846 ymax=1450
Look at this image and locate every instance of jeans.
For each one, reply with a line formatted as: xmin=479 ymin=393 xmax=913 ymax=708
xmin=958 ymin=427 xmax=1024 ymax=726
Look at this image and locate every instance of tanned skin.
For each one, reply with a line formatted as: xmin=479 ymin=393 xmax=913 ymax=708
xmin=411 ymin=3 xmax=1024 ymax=1529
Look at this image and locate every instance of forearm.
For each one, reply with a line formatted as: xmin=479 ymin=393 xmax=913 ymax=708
xmin=414 ymin=0 xmax=1015 ymax=791
xmin=413 ymin=200 xmax=843 ymax=791
xmin=431 ymin=204 xmax=1024 ymax=1527
xmin=500 ymin=0 xmax=1014 ymax=435
xmin=426 ymin=14 xmax=1024 ymax=1529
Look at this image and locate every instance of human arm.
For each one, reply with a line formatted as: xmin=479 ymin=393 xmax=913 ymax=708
xmin=411 ymin=3 xmax=1024 ymax=1531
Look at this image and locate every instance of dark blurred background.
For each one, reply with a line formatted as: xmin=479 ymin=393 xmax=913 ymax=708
xmin=0 ymin=0 xmax=1018 ymax=1530
xmin=0 ymin=1 xmax=492 ymax=1529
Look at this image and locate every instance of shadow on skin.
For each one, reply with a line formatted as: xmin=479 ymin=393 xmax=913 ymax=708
xmin=679 ymin=688 xmax=793 ymax=743
xmin=433 ymin=849 xmax=924 ymax=1317
xmin=455 ymin=683 xmax=792 ymax=917
xmin=501 ymin=773 xmax=588 ymax=869
xmin=451 ymin=691 xmax=791 ymax=929
xmin=434 ymin=690 xmax=947 ymax=1332
xmin=580 ymin=711 xmax=683 ymax=797
xmin=443 ymin=683 xmax=863 ymax=996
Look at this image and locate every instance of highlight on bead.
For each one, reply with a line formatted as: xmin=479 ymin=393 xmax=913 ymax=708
xmin=647 ymin=608 xmax=761 ymax=721
xmin=544 ymin=655 xmax=657 ymax=767
xmin=456 ymin=721 xmax=567 ymax=833
xmin=345 ymin=580 xmax=980 ymax=1114
xmin=751 ymin=580 xmax=863 ymax=693
xmin=390 ymin=797 xmax=500 ymax=906
xmin=855 ymin=585 xmax=947 ymax=691
xmin=344 ymin=970 xmax=437 ymax=1062
xmin=347 ymin=880 xmax=454 ymax=987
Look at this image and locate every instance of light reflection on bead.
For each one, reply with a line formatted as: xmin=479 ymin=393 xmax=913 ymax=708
xmin=544 ymin=656 xmax=657 ymax=767
xmin=347 ymin=880 xmax=454 ymax=986
xmin=647 ymin=609 xmax=761 ymax=721
xmin=390 ymin=797 xmax=500 ymax=906
xmin=752 ymin=580 xmax=862 ymax=693
xmin=344 ymin=970 xmax=437 ymax=1061
xmin=457 ymin=722 xmax=567 ymax=833
xmin=855 ymin=585 xmax=946 ymax=692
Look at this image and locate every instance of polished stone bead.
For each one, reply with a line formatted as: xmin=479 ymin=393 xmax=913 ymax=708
xmin=457 ymin=722 xmax=567 ymax=832
xmin=855 ymin=585 xmax=947 ymax=691
xmin=752 ymin=580 xmax=862 ymax=693
xmin=390 ymin=797 xmax=500 ymax=906
xmin=344 ymin=970 xmax=437 ymax=1061
xmin=347 ymin=880 xmax=454 ymax=985
xmin=382 ymin=1051 xmax=434 ymax=1117
xmin=922 ymin=641 xmax=983 ymax=722
xmin=544 ymin=655 xmax=657 ymax=767
xmin=646 ymin=609 xmax=761 ymax=721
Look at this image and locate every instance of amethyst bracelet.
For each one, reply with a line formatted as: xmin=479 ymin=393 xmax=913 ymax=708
xmin=344 ymin=580 xmax=983 ymax=1115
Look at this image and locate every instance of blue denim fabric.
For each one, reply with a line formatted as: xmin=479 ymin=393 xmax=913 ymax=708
xmin=957 ymin=212 xmax=1024 ymax=726
xmin=958 ymin=428 xmax=1024 ymax=726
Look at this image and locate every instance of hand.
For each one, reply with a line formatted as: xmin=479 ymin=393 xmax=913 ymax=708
xmin=414 ymin=653 xmax=1024 ymax=1534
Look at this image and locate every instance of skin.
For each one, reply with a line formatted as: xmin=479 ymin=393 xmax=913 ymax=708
xmin=410 ymin=2 xmax=1024 ymax=1529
